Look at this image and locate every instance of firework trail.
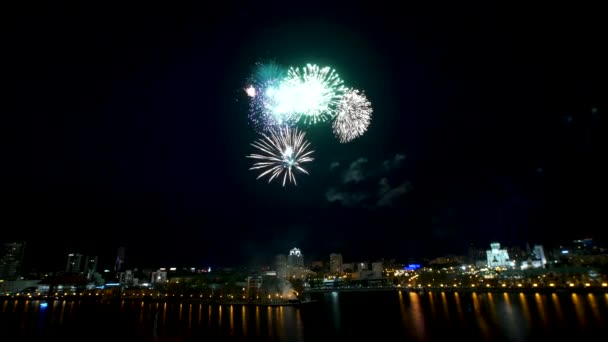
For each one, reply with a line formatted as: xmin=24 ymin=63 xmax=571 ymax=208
xmin=247 ymin=126 xmax=314 ymax=186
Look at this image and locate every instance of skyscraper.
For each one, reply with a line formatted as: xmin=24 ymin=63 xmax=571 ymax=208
xmin=66 ymin=253 xmax=83 ymax=273
xmin=115 ymin=247 xmax=126 ymax=272
xmin=0 ymin=242 xmax=26 ymax=280
xmin=275 ymin=254 xmax=287 ymax=279
xmin=329 ymin=253 xmax=343 ymax=274
xmin=84 ymin=256 xmax=98 ymax=279
xmin=287 ymin=248 xmax=304 ymax=267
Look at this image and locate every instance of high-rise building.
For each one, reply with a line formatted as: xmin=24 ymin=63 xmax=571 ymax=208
xmin=329 ymin=253 xmax=343 ymax=274
xmin=287 ymin=248 xmax=304 ymax=267
xmin=115 ymin=247 xmax=126 ymax=272
xmin=84 ymin=256 xmax=98 ymax=279
xmin=0 ymin=242 xmax=26 ymax=280
xmin=275 ymin=254 xmax=287 ymax=279
xmin=66 ymin=253 xmax=83 ymax=273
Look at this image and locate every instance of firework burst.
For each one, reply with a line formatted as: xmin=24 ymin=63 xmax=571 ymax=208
xmin=245 ymin=63 xmax=346 ymax=130
xmin=332 ymin=88 xmax=373 ymax=143
xmin=246 ymin=62 xmax=297 ymax=132
xmin=281 ymin=64 xmax=346 ymax=124
xmin=247 ymin=127 xmax=314 ymax=186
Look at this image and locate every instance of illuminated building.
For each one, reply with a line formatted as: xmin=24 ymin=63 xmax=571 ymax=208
xmin=329 ymin=253 xmax=343 ymax=274
xmin=486 ymin=242 xmax=511 ymax=269
xmin=151 ymin=269 xmax=167 ymax=284
xmin=288 ymin=248 xmax=304 ymax=267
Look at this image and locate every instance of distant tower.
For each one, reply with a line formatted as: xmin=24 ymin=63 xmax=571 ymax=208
xmin=115 ymin=247 xmax=126 ymax=272
xmin=288 ymin=248 xmax=304 ymax=267
xmin=84 ymin=256 xmax=98 ymax=279
xmin=0 ymin=242 xmax=26 ymax=280
xmin=275 ymin=254 xmax=287 ymax=279
xmin=329 ymin=253 xmax=343 ymax=274
xmin=66 ymin=253 xmax=83 ymax=273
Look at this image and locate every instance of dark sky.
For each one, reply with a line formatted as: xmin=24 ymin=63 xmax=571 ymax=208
xmin=2 ymin=3 xmax=606 ymax=271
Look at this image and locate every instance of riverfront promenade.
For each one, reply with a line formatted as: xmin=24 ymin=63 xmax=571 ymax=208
xmin=305 ymin=285 xmax=608 ymax=294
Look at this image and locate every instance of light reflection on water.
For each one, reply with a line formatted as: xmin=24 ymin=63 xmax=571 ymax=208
xmin=1 ymin=291 xmax=608 ymax=340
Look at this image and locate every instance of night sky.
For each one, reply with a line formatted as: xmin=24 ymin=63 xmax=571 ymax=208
xmin=3 ymin=3 xmax=605 ymax=271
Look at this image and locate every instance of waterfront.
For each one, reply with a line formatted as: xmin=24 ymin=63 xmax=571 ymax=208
xmin=1 ymin=290 xmax=608 ymax=340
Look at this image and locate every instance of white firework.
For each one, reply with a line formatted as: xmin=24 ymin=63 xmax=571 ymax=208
xmin=247 ymin=127 xmax=314 ymax=186
xmin=281 ymin=64 xmax=347 ymax=124
xmin=332 ymin=89 xmax=373 ymax=143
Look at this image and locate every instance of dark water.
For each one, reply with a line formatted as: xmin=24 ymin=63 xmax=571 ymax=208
xmin=2 ymin=291 xmax=608 ymax=341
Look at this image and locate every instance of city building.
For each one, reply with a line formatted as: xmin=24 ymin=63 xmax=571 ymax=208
xmin=0 ymin=242 xmax=26 ymax=280
xmin=486 ymin=242 xmax=512 ymax=269
xmin=118 ymin=270 xmax=136 ymax=286
xmin=84 ymin=256 xmax=98 ymax=280
xmin=151 ymin=269 xmax=168 ymax=284
xmin=275 ymin=254 xmax=287 ymax=279
xmin=246 ymin=276 xmax=263 ymax=298
xmin=521 ymin=245 xmax=547 ymax=270
xmin=329 ymin=253 xmax=343 ymax=274
xmin=371 ymin=262 xmax=383 ymax=277
xmin=287 ymin=248 xmax=304 ymax=267
xmin=66 ymin=253 xmax=83 ymax=273
xmin=115 ymin=247 xmax=126 ymax=272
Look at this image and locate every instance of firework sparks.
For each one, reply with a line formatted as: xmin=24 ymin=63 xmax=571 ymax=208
xmin=281 ymin=64 xmax=346 ymax=124
xmin=247 ymin=127 xmax=314 ymax=186
xmin=246 ymin=63 xmax=346 ymax=130
xmin=332 ymin=88 xmax=373 ymax=143
xmin=245 ymin=85 xmax=256 ymax=97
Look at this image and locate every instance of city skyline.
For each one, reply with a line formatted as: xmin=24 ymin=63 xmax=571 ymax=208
xmin=3 ymin=4 xmax=605 ymax=269
xmin=2 ymin=236 xmax=603 ymax=276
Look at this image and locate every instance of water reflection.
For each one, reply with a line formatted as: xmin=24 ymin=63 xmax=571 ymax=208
xmin=241 ymin=305 xmax=247 ymax=335
xmin=139 ymin=301 xmax=144 ymax=324
xmin=218 ymin=305 xmax=222 ymax=328
xmin=398 ymin=291 xmax=407 ymax=335
xmin=188 ymin=304 xmax=193 ymax=331
xmin=208 ymin=305 xmax=212 ymax=328
xmin=59 ymin=300 xmax=66 ymax=325
xmin=534 ymin=293 xmax=548 ymax=329
xmin=276 ymin=307 xmax=285 ymax=341
xmin=518 ymin=293 xmax=531 ymax=331
xmin=571 ymin=294 xmax=586 ymax=328
xmin=229 ymin=305 xmax=234 ymax=335
xmin=409 ymin=292 xmax=426 ymax=340
xmin=295 ymin=309 xmax=303 ymax=342
xmin=587 ymin=294 xmax=601 ymax=323
xmin=453 ymin=292 xmax=464 ymax=321
xmin=471 ymin=293 xmax=489 ymax=340
xmin=428 ymin=292 xmax=437 ymax=319
xmin=440 ymin=292 xmax=449 ymax=317
xmin=330 ymin=291 xmax=340 ymax=332
xmin=486 ymin=293 xmax=498 ymax=325
xmin=1 ymin=292 xmax=607 ymax=339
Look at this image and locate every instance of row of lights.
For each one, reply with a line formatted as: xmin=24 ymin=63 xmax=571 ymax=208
xmin=423 ymin=282 xmax=608 ymax=288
